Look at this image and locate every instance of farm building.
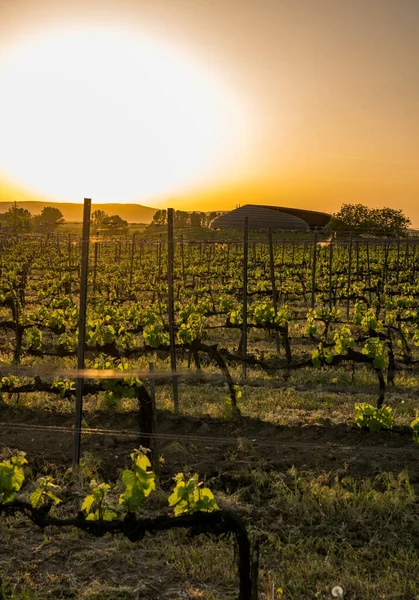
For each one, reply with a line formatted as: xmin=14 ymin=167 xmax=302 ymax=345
xmin=209 ymin=204 xmax=331 ymax=231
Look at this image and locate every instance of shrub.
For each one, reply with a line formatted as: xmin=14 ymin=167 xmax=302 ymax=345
xmin=354 ymin=403 xmax=394 ymax=432
xmin=410 ymin=415 xmax=419 ymax=443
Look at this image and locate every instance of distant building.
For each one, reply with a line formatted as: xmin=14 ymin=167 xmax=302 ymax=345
xmin=209 ymin=204 xmax=331 ymax=232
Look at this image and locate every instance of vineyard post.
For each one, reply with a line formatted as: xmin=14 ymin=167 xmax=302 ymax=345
xmin=167 ymin=208 xmax=179 ymax=413
xmin=93 ymin=240 xmax=98 ymax=294
xmin=68 ymin=233 xmax=72 ymax=295
xmin=180 ymin=234 xmax=185 ymax=283
xmin=329 ymin=241 xmax=333 ymax=308
xmin=207 ymin=242 xmax=212 ymax=275
xmin=157 ymin=240 xmax=162 ymax=279
xmin=355 ymin=240 xmax=359 ymax=282
xmin=268 ymin=229 xmax=281 ymax=353
xmin=383 ymin=240 xmax=389 ymax=284
xmin=346 ymin=232 xmax=353 ymax=319
xmin=396 ymin=238 xmax=401 ymax=284
xmin=148 ymin=362 xmax=159 ymax=472
xmin=310 ymin=232 xmax=317 ymax=309
xmin=366 ymin=240 xmax=372 ymax=304
xmin=72 ymin=198 xmax=92 ymax=471
xmin=129 ymin=233 xmax=136 ymax=288
xmin=242 ymin=216 xmax=249 ymax=378
xmin=404 ymin=238 xmax=409 ymax=269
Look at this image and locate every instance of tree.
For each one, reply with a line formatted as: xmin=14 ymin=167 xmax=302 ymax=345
xmin=174 ymin=210 xmax=189 ymax=228
xmin=92 ymin=209 xmax=108 ymax=229
xmin=190 ymin=212 xmax=202 ymax=228
xmin=330 ymin=203 xmax=411 ymax=237
xmin=2 ymin=205 xmax=32 ymax=232
xmin=330 ymin=203 xmax=372 ymax=231
xmin=33 ymin=207 xmax=64 ymax=231
xmin=102 ymin=214 xmax=129 ymax=236
xmin=151 ymin=210 xmax=167 ymax=226
xmin=369 ymin=207 xmax=411 ymax=237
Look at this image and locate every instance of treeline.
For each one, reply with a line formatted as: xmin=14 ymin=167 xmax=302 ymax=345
xmin=150 ymin=209 xmax=224 ymax=228
xmin=0 ymin=205 xmax=130 ymax=235
xmin=0 ymin=205 xmax=64 ymax=233
xmin=329 ymin=204 xmax=411 ymax=237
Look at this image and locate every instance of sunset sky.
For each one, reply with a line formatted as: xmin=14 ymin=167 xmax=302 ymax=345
xmin=0 ymin=0 xmax=418 ymax=224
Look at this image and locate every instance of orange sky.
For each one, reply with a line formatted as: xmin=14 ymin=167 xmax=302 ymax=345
xmin=0 ymin=0 xmax=418 ymax=224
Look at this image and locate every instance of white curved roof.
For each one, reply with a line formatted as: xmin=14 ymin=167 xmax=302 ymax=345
xmin=210 ymin=205 xmax=310 ymax=231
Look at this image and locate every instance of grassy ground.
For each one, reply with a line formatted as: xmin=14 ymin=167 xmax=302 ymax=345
xmin=1 ymin=424 xmax=419 ymax=599
xmin=1 ymin=373 xmax=419 ymax=599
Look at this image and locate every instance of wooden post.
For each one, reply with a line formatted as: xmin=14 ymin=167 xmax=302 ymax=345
xmin=396 ymin=239 xmax=400 ymax=284
xmin=167 ymin=208 xmax=179 ymax=413
xmin=129 ymin=233 xmax=136 ymax=289
xmin=355 ymin=240 xmax=359 ymax=282
xmin=242 ymin=217 xmax=249 ymax=378
xmin=148 ymin=362 xmax=159 ymax=473
xmin=366 ymin=240 xmax=372 ymax=305
xmin=346 ymin=233 xmax=353 ymax=319
xmin=180 ymin=234 xmax=185 ymax=283
xmin=268 ymin=230 xmax=281 ymax=353
xmin=72 ymin=198 xmax=91 ymax=471
xmin=93 ymin=240 xmax=98 ymax=295
xmin=329 ymin=242 xmax=333 ymax=309
xmin=311 ymin=233 xmax=318 ymax=309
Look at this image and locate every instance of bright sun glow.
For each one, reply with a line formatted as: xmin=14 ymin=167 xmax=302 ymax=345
xmin=0 ymin=27 xmax=243 ymax=203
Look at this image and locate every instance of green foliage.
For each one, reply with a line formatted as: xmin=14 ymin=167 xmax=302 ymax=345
xmin=362 ymin=337 xmax=387 ymax=369
xmin=168 ymin=473 xmax=219 ymax=516
xmin=119 ymin=450 xmax=156 ymax=512
xmin=177 ymin=312 xmax=204 ymax=344
xmin=92 ymin=356 xmax=144 ymax=406
xmin=33 ymin=206 xmax=64 ymax=227
xmin=26 ymin=326 xmax=43 ymax=350
xmin=354 ymin=404 xmax=395 ymax=432
xmin=410 ymin=415 xmax=419 ymax=444
xmin=30 ymin=476 xmax=61 ymax=508
xmin=51 ymin=379 xmax=76 ymax=398
xmin=312 ymin=342 xmax=333 ymax=367
xmin=0 ymin=453 xmax=27 ymax=504
xmin=81 ymin=481 xmax=118 ymax=521
xmin=143 ymin=323 xmax=169 ymax=347
xmin=333 ymin=325 xmax=355 ymax=355
xmin=332 ymin=203 xmax=410 ymax=237
xmin=0 ymin=376 xmax=19 ymax=390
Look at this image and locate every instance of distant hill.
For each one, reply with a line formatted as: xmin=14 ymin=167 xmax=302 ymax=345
xmin=0 ymin=201 xmax=157 ymax=223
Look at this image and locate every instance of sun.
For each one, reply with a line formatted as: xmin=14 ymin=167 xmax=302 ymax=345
xmin=0 ymin=27 xmax=242 ymax=203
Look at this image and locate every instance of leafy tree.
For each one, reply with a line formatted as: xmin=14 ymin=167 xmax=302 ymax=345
xmin=190 ymin=212 xmax=202 ymax=228
xmin=102 ymin=214 xmax=129 ymax=236
xmin=369 ymin=207 xmax=411 ymax=237
xmin=332 ymin=204 xmax=372 ymax=231
xmin=330 ymin=203 xmax=411 ymax=237
xmin=92 ymin=209 xmax=108 ymax=229
xmin=151 ymin=209 xmax=167 ymax=226
xmin=174 ymin=210 xmax=189 ymax=228
xmin=1 ymin=205 xmax=32 ymax=232
xmin=33 ymin=207 xmax=64 ymax=231
xmin=36 ymin=206 xmax=64 ymax=224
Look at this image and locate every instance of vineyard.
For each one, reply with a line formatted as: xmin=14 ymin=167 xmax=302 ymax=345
xmin=1 ymin=223 xmax=419 ymax=599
